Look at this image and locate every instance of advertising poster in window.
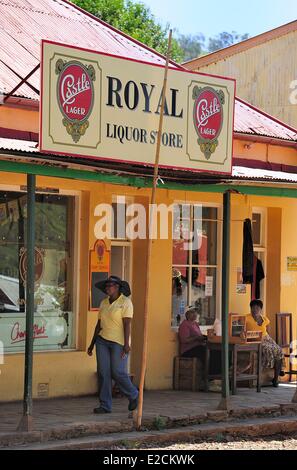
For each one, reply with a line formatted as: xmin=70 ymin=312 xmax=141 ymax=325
xmin=236 ymin=267 xmax=246 ymax=294
xmin=89 ymin=239 xmax=110 ymax=311
xmin=287 ymin=257 xmax=297 ymax=271
xmin=205 ymin=276 xmax=213 ymax=297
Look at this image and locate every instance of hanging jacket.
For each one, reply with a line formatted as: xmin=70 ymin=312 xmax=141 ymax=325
xmin=242 ymin=218 xmax=254 ymax=284
xmin=251 ymin=256 xmax=265 ymax=300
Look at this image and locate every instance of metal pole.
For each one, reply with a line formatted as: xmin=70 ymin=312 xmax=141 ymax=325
xmin=17 ymin=174 xmax=36 ymax=431
xmin=136 ymin=30 xmax=172 ymax=430
xmin=217 ymin=190 xmax=231 ymax=410
xmin=18 ymin=212 xmax=25 ymax=313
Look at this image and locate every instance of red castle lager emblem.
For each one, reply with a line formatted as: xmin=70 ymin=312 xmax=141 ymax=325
xmin=19 ymin=247 xmax=45 ymax=285
xmin=56 ymin=59 xmax=96 ymax=143
xmin=192 ymin=86 xmax=225 ymax=159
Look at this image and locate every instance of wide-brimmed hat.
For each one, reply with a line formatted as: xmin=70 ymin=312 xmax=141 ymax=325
xmin=95 ymin=275 xmax=131 ymax=297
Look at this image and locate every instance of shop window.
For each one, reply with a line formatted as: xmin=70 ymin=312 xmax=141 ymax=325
xmin=172 ymin=205 xmax=221 ymax=328
xmin=0 ymin=190 xmax=76 ymax=353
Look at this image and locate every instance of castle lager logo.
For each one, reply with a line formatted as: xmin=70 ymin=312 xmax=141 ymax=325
xmin=192 ymin=86 xmax=225 ymax=160
xmin=56 ymin=59 xmax=96 ymax=143
xmin=19 ymin=247 xmax=45 ymax=284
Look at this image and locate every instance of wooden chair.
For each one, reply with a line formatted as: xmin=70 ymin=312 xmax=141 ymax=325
xmin=276 ymin=313 xmax=297 ymax=381
xmin=173 ymin=356 xmax=203 ymax=391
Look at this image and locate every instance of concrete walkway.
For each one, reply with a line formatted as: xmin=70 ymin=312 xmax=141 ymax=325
xmin=7 ymin=415 xmax=297 ymax=450
xmin=1 ymin=383 xmax=296 ymax=436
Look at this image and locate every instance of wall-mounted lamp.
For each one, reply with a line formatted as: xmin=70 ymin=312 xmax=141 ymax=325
xmin=244 ymin=143 xmax=252 ymax=150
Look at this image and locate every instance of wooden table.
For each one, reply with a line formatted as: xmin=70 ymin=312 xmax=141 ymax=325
xmin=204 ymin=341 xmax=262 ymax=394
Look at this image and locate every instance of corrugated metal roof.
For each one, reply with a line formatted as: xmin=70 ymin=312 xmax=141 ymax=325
xmin=232 ymin=165 xmax=297 ymax=183
xmin=234 ymin=98 xmax=297 ymax=141
xmin=1 ymin=137 xmax=297 ymax=184
xmin=0 ymin=137 xmax=38 ymax=153
xmin=0 ymin=1 xmax=297 ymax=144
xmin=0 ymin=0 xmax=172 ymax=101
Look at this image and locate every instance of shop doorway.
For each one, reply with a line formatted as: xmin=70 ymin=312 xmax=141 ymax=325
xmin=111 ymin=242 xmax=132 ymax=283
xmin=111 ymin=241 xmax=133 ymax=371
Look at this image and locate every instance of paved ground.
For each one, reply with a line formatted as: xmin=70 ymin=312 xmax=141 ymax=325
xmin=1 ymin=383 xmax=296 ymax=434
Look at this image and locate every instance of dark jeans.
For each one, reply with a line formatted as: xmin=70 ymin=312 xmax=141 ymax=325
xmin=182 ymin=345 xmax=225 ymax=375
xmin=96 ymin=336 xmax=138 ymax=412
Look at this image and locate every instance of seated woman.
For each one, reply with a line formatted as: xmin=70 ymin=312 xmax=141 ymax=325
xmin=178 ymin=307 xmax=206 ymax=360
xmin=178 ymin=307 xmax=222 ymax=375
xmin=246 ymin=299 xmax=285 ymax=387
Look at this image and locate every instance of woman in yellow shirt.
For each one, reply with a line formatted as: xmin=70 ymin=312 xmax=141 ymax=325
xmin=246 ymin=299 xmax=284 ymax=387
xmin=87 ymin=276 xmax=138 ymax=414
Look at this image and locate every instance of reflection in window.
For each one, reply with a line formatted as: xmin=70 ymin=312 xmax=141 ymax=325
xmin=172 ymin=268 xmax=188 ymax=326
xmin=172 ymin=205 xmax=220 ymax=327
xmin=191 ymin=267 xmax=217 ymax=326
xmin=0 ymin=191 xmax=76 ymax=352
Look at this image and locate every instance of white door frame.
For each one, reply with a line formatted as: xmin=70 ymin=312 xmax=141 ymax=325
xmin=110 ymin=240 xmax=133 ymax=285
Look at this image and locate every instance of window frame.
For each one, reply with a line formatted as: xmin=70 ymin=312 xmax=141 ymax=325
xmin=111 ymin=194 xmax=134 ymax=241
xmin=111 ymin=240 xmax=133 ymax=284
xmin=252 ymin=207 xmax=267 ymax=304
xmin=0 ymin=183 xmax=81 ymax=355
xmin=171 ymin=201 xmax=222 ymax=332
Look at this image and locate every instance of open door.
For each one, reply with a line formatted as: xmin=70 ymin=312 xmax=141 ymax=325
xmin=111 ymin=241 xmax=132 ymax=370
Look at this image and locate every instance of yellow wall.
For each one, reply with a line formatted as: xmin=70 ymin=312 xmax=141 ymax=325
xmin=233 ymin=139 xmax=297 ymax=165
xmin=146 ymin=191 xmax=297 ymax=389
xmin=1 ymin=83 xmax=297 ymax=400
xmin=0 ymin=173 xmax=151 ymax=400
xmin=1 ymin=171 xmax=297 ymax=399
xmin=145 ymin=190 xmax=222 ymax=389
xmin=186 ymin=30 xmax=297 ymax=128
xmin=0 ymin=105 xmax=39 ymax=133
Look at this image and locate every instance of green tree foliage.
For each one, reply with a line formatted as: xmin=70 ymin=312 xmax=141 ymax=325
xmin=72 ymin=0 xmax=183 ymax=62
xmin=208 ymin=31 xmax=249 ymax=53
xmin=177 ymin=33 xmax=206 ymax=62
xmin=177 ymin=31 xmax=249 ymax=62
xmin=72 ymin=1 xmax=249 ymax=63
xmin=73 ymin=0 xmax=124 ymax=24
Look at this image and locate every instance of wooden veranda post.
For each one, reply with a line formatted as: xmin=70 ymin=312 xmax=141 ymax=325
xmin=217 ymin=190 xmax=231 ymax=410
xmin=136 ymin=30 xmax=172 ymax=429
xmin=17 ymin=174 xmax=36 ymax=431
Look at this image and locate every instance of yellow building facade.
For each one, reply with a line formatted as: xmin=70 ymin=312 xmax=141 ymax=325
xmin=1 ymin=3 xmax=297 ymax=403
xmin=1 ymin=103 xmax=297 ymax=401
